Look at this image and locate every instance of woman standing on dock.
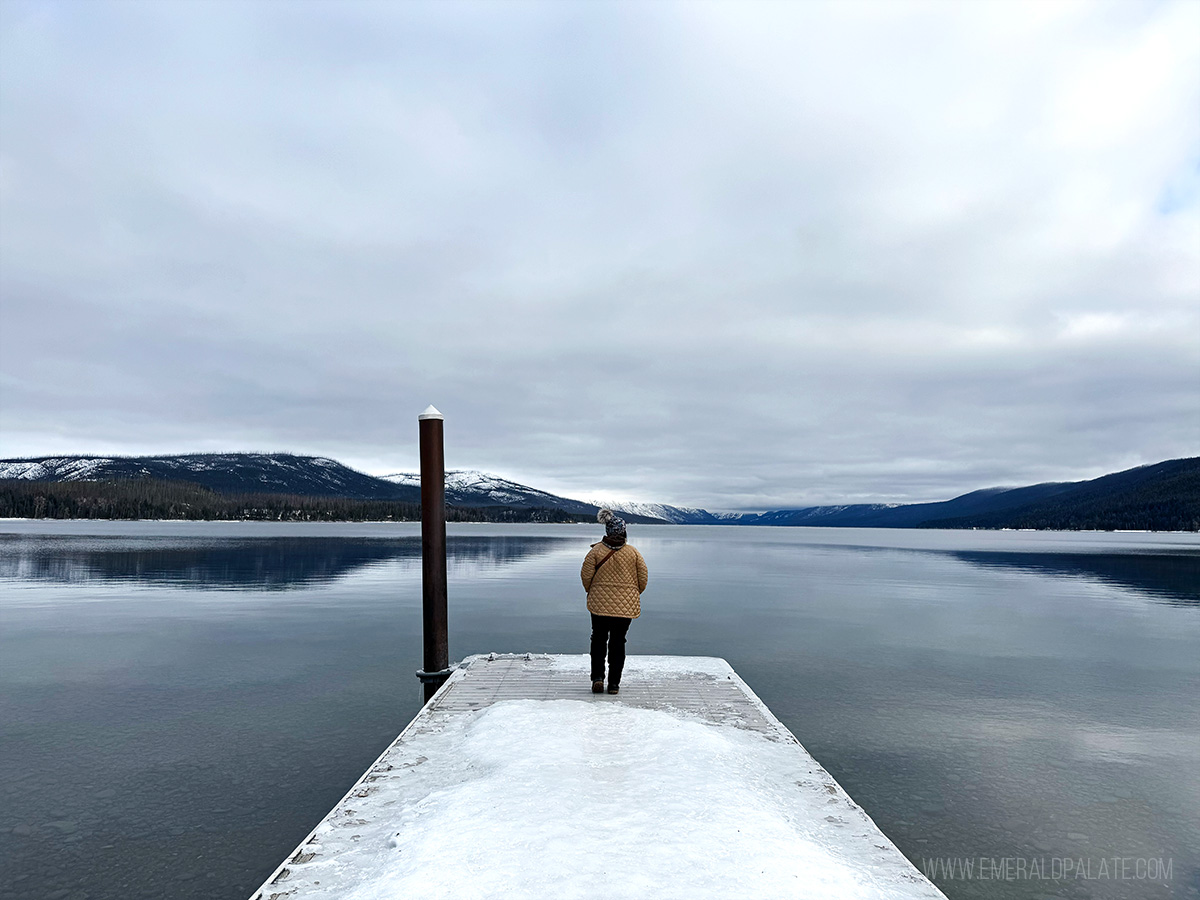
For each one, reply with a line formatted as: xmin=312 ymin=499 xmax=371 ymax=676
xmin=581 ymin=509 xmax=648 ymax=695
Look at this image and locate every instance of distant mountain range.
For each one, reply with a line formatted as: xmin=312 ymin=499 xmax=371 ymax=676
xmin=1 ymin=454 xmax=1196 ymax=531
xmin=380 ymin=470 xmax=598 ymax=516
xmin=0 ymin=453 xmax=409 ymax=500
xmin=742 ymin=457 xmax=1199 ymax=531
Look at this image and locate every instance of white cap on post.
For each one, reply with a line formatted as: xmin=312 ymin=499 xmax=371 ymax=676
xmin=418 ymin=405 xmax=444 ymax=421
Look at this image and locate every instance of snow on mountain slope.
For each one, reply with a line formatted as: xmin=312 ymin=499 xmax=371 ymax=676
xmin=382 ymin=470 xmax=540 ymax=504
xmin=381 ymin=472 xmax=687 ymax=521
xmin=0 ymin=454 xmax=413 ymax=500
xmin=0 ymin=457 xmax=116 ymax=481
xmin=380 ymin=470 xmax=602 ymax=514
xmin=588 ymin=499 xmax=750 ymax=525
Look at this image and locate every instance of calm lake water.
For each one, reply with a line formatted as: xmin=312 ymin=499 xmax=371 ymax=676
xmin=1 ymin=521 xmax=1198 ymax=900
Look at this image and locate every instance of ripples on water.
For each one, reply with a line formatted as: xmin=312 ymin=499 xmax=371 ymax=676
xmin=1 ymin=522 xmax=1197 ymax=900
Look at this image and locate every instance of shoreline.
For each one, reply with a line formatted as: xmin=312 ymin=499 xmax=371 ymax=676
xmin=0 ymin=517 xmax=1196 ymax=535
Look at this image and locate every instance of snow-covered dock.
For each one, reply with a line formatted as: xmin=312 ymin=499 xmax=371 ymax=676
xmin=251 ymin=654 xmax=945 ymax=900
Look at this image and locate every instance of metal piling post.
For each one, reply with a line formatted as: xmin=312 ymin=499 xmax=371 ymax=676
xmin=416 ymin=405 xmax=450 ymax=703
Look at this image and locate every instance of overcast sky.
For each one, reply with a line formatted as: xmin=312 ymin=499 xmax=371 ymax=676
xmin=1 ymin=0 xmax=1197 ymax=509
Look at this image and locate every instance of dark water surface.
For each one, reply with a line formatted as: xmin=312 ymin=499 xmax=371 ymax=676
xmin=1 ymin=522 xmax=1197 ymax=900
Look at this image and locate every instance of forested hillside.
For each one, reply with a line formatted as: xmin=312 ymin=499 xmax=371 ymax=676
xmin=0 ymin=479 xmax=589 ymax=524
xmin=925 ymin=458 xmax=1199 ymax=531
xmin=0 ymin=454 xmax=417 ymax=500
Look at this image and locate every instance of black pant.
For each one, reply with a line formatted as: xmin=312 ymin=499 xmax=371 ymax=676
xmin=590 ymin=613 xmax=632 ymax=686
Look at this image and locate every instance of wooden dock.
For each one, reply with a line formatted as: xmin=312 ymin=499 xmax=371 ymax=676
xmin=251 ymin=654 xmax=946 ymax=899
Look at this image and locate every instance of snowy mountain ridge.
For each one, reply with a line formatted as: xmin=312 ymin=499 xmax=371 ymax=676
xmin=381 ymin=470 xmax=738 ymax=523
xmin=379 ymin=472 xmax=672 ymax=520
xmin=0 ymin=453 xmax=409 ymax=500
xmin=383 ymin=470 xmax=562 ymax=506
xmin=0 ymin=457 xmax=116 ymax=481
xmin=586 ymin=499 xmax=749 ymax=525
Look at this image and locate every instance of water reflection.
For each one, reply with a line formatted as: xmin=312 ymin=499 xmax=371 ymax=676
xmin=0 ymin=535 xmax=572 ymax=591
xmin=1 ymin=524 xmax=1197 ymax=900
xmin=949 ymin=550 xmax=1200 ymax=607
xmin=7 ymin=531 xmax=1197 ymax=606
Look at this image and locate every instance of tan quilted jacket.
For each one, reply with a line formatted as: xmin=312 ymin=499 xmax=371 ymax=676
xmin=581 ymin=542 xmax=648 ymax=618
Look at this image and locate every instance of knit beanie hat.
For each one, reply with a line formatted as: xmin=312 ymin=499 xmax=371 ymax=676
xmin=597 ymin=508 xmax=626 ymax=539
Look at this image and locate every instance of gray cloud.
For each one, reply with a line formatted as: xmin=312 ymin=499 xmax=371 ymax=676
xmin=1 ymin=0 xmax=1197 ymax=508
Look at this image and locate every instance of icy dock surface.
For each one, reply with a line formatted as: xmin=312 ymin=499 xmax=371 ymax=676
xmin=251 ymin=654 xmax=945 ymax=900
